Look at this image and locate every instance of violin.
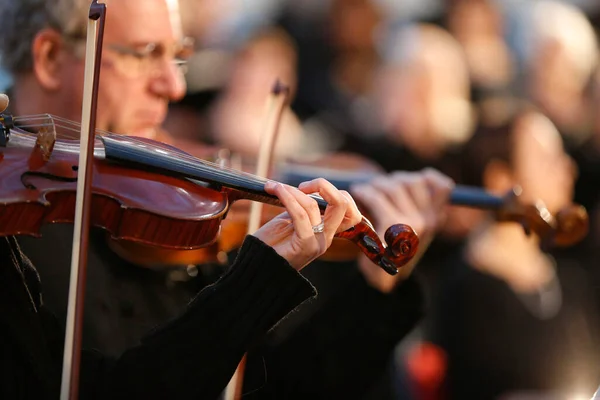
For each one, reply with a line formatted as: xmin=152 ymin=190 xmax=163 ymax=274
xmin=110 ymin=150 xmax=590 ymax=268
xmin=278 ymin=157 xmax=590 ymax=250
xmin=0 ymin=113 xmax=421 ymax=273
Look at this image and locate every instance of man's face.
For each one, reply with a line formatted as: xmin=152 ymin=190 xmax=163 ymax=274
xmin=67 ymin=0 xmax=187 ymax=137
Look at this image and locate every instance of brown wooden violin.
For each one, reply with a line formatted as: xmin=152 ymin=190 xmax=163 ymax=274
xmin=0 ymin=114 xmax=420 ymax=272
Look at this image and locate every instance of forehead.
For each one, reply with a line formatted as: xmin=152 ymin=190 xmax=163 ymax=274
xmin=103 ymin=0 xmax=180 ymax=44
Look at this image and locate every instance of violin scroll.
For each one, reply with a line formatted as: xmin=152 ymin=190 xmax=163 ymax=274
xmin=336 ymin=217 xmax=419 ymax=275
xmin=493 ymin=186 xmax=589 ymax=248
xmin=552 ymin=204 xmax=589 ymax=247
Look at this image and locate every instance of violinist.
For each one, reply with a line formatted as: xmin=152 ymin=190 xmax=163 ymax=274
xmin=0 ymin=0 xmax=455 ymax=398
xmin=0 ymin=0 xmax=216 ymax=355
xmin=426 ymin=108 xmax=600 ymax=399
xmin=0 ymin=0 xmax=188 ymax=140
xmin=0 ymin=87 xmax=363 ymax=398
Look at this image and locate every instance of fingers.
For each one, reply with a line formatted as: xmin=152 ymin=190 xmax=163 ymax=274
xmin=0 ymin=94 xmax=8 ymax=113
xmin=350 ymin=169 xmax=455 ymax=238
xmin=422 ymin=168 xmax=455 ymax=208
xmin=351 ymin=182 xmax=399 ymax=232
xmin=282 ymin=184 xmax=323 ymax=227
xmin=298 ymin=178 xmax=355 ymax=243
xmin=375 ymin=174 xmax=421 ymax=217
xmin=338 ymin=190 xmax=362 ymax=232
xmin=265 ymin=181 xmax=319 ymax=240
xmin=395 ymin=172 xmax=432 ymax=214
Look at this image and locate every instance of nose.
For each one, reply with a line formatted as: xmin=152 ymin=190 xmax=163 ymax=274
xmin=150 ymin=60 xmax=186 ymax=102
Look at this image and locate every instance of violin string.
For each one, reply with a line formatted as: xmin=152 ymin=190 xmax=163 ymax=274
xmin=13 ymin=115 xmax=112 ymax=139
xmin=9 ymin=130 xmax=105 ymax=155
xmin=13 ymin=115 xmax=271 ymax=185
xmin=11 ymin=117 xmax=329 ymax=206
xmin=13 ymin=116 xmax=325 ymax=206
xmin=10 ymin=114 xmax=319 ymax=198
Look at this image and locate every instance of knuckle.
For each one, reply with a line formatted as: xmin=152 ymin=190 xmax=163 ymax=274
xmin=295 ymin=211 xmax=310 ymax=225
xmin=391 ymin=175 xmax=411 ymax=188
xmin=315 ymin=177 xmax=328 ymax=187
xmin=372 ymin=176 xmax=389 ymax=187
xmin=337 ymin=193 xmax=349 ymax=207
xmin=423 ymin=167 xmax=441 ymax=177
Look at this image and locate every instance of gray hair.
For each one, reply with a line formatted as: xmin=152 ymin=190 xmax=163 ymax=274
xmin=509 ymin=0 xmax=598 ymax=87
xmin=0 ymin=0 xmax=90 ymax=75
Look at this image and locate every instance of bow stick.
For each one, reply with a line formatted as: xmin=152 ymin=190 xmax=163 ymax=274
xmin=223 ymin=81 xmax=291 ymax=400
xmin=60 ymin=1 xmax=106 ymax=399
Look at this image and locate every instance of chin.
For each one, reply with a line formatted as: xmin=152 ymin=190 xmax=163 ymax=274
xmin=129 ymin=127 xmax=158 ymax=139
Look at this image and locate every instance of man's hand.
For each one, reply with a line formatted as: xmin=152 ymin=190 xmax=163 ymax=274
xmin=351 ymin=168 xmax=454 ymax=293
xmin=254 ymin=178 xmax=362 ymax=271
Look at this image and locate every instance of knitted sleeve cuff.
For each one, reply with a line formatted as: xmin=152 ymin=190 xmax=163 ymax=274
xmin=142 ymin=234 xmax=317 ymax=345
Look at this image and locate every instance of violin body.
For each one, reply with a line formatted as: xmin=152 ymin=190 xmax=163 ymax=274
xmin=1 ymin=133 xmax=229 ymax=250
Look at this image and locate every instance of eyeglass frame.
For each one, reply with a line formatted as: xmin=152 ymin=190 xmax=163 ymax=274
xmin=61 ymin=32 xmax=195 ymax=78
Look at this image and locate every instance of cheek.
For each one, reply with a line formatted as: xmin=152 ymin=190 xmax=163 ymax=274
xmin=95 ymin=76 xmax=141 ymax=129
xmin=517 ymin=160 xmax=545 ymax=193
xmin=520 ymin=162 xmax=571 ymax=207
xmin=58 ymin=64 xmax=86 ymax=120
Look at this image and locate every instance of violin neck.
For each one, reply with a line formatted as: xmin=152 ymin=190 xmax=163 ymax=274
xmin=277 ymin=167 xmax=375 ymax=192
xmin=101 ymin=135 xmax=329 ymax=211
xmin=278 ymin=166 xmax=507 ymax=211
xmin=450 ymin=185 xmax=504 ymax=210
xmin=101 ymin=136 xmax=503 ymax=213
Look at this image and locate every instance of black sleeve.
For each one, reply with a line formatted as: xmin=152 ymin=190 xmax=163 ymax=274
xmin=244 ymin=266 xmax=425 ymax=399
xmin=81 ymin=235 xmax=316 ymax=400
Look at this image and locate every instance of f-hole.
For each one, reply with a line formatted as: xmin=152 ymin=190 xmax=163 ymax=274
xmin=21 ymin=171 xmax=78 ymax=190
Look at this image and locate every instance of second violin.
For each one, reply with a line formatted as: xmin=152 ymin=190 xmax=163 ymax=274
xmin=111 ymin=150 xmax=589 ymax=267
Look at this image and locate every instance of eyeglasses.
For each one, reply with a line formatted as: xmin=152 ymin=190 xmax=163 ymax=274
xmin=63 ymin=33 xmax=195 ymax=79
xmin=104 ymin=37 xmax=195 ymax=78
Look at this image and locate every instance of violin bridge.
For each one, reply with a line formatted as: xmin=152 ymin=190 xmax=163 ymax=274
xmin=0 ymin=114 xmax=13 ymax=147
xmin=35 ymin=123 xmax=57 ymax=161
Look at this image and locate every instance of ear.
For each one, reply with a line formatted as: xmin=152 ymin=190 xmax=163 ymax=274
xmin=31 ymin=29 xmax=67 ymax=91
xmin=483 ymin=159 xmax=513 ymax=195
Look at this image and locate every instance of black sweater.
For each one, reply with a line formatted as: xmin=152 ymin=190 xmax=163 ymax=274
xmin=0 ymin=235 xmax=316 ymax=400
xmin=19 ymin=224 xmax=425 ymax=399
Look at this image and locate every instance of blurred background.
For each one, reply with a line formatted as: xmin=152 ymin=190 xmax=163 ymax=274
xmin=165 ymin=1 xmax=600 ymax=397
xmin=6 ymin=0 xmax=600 ymax=398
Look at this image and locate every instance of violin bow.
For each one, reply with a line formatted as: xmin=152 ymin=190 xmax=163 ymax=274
xmin=60 ymin=1 xmax=106 ymax=399
xmin=223 ymin=81 xmax=291 ymax=400
xmin=246 ymin=80 xmax=290 ymax=235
